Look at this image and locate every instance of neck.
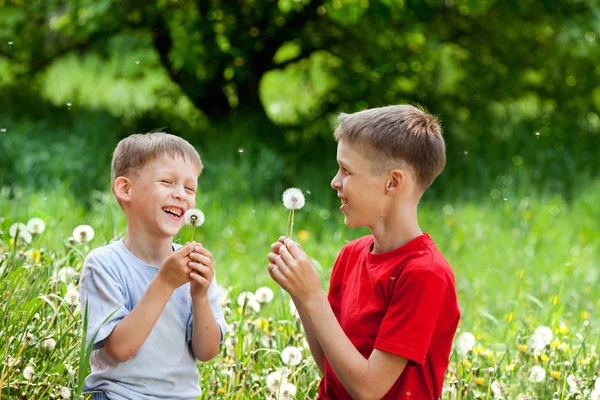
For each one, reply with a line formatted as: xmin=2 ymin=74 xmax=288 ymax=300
xmin=123 ymin=224 xmax=174 ymax=266
xmin=370 ymin=201 xmax=422 ymax=254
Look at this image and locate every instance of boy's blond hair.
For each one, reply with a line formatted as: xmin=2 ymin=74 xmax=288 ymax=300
xmin=111 ymin=132 xmax=203 ymax=185
xmin=334 ymin=105 xmax=445 ymax=191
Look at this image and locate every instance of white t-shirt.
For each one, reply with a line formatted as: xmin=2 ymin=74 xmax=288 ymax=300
xmin=79 ymin=239 xmax=227 ymax=400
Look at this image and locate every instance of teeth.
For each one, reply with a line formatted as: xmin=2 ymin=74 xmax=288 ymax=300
xmin=163 ymin=207 xmax=182 ymax=217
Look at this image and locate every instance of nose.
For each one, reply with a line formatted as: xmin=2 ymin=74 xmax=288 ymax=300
xmin=172 ymin=184 xmax=185 ymax=200
xmin=331 ymin=171 xmax=341 ymax=190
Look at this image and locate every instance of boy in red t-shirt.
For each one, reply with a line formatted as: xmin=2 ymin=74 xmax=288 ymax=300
xmin=267 ymin=105 xmax=460 ymax=399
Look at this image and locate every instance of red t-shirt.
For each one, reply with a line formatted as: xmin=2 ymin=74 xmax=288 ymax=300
xmin=317 ymin=234 xmax=460 ymax=400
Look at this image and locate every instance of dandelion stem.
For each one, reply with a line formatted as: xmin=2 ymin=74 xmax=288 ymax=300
xmin=286 ymin=209 xmax=292 ymax=238
xmin=191 ymin=225 xmax=196 ymax=242
xmin=290 ymin=209 xmax=295 ymax=240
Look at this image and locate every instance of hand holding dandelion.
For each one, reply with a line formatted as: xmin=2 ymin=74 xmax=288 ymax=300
xmin=184 ymin=209 xmax=205 ymax=242
xmin=282 ymin=188 xmax=305 ymax=240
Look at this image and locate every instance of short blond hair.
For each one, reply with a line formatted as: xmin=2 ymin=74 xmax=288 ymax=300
xmin=334 ymin=105 xmax=445 ymax=190
xmin=111 ymin=132 xmax=203 ymax=185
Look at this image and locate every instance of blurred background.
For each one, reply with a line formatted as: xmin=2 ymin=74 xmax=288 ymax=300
xmin=1 ymin=0 xmax=599 ymax=205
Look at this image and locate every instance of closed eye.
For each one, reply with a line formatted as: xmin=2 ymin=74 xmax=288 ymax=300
xmin=161 ymin=180 xmax=172 ymax=184
xmin=185 ymin=186 xmax=196 ymax=193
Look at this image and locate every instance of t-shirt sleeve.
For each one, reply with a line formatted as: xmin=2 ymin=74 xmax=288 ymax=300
xmin=79 ymin=251 xmax=129 ymax=350
xmin=374 ymin=267 xmax=447 ymax=365
xmin=186 ymin=271 xmax=228 ymax=342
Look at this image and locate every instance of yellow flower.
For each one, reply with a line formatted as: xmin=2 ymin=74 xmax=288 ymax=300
xmin=560 ymin=344 xmax=569 ymax=353
xmin=217 ymin=387 xmax=226 ymax=395
xmin=474 ymin=377 xmax=485 ymax=385
xmin=551 ymin=370 xmax=560 ymax=379
xmin=28 ymin=249 xmax=41 ymax=263
xmin=279 ymin=326 xmax=285 ymax=332
xmin=461 ymin=360 xmax=472 ymax=368
xmin=298 ymin=230 xmax=309 ymax=241
xmin=518 ymin=269 xmax=525 ymax=279
xmin=558 ymin=325 xmax=568 ymax=335
xmin=474 ymin=345 xmax=485 ymax=355
xmin=518 ymin=344 xmax=528 ymax=352
xmin=581 ymin=311 xmax=590 ymax=320
xmin=540 ymin=354 xmax=549 ymax=362
xmin=507 ymin=312 xmax=514 ymax=322
xmin=552 ymin=296 xmax=559 ymax=305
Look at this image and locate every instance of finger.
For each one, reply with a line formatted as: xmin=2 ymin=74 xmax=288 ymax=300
xmin=189 ymin=272 xmax=209 ymax=285
xmin=278 ymin=236 xmax=287 ymax=243
xmin=193 ymin=246 xmax=212 ymax=259
xmin=270 ymin=241 xmax=283 ymax=253
xmin=267 ymin=252 xmax=280 ymax=264
xmin=189 ymin=252 xmax=212 ymax=266
xmin=283 ymin=239 xmax=306 ymax=259
xmin=279 ymin=245 xmax=297 ymax=265
xmin=188 ymin=262 xmax=211 ymax=276
xmin=273 ymin=254 xmax=291 ymax=275
xmin=270 ymin=265 xmax=286 ymax=284
xmin=267 ymin=264 xmax=278 ymax=281
xmin=176 ymin=242 xmax=197 ymax=257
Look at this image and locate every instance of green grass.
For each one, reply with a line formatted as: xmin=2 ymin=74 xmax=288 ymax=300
xmin=1 ymin=180 xmax=599 ymax=399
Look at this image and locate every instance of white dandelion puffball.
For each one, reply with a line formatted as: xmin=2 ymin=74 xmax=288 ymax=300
xmin=591 ymin=389 xmax=600 ymax=400
xmin=9 ymin=222 xmax=27 ymax=238
xmin=18 ymin=230 xmax=32 ymax=244
xmin=59 ymin=386 xmax=71 ymax=399
xmin=42 ymin=338 xmax=56 ymax=350
xmin=276 ymin=382 xmax=297 ymax=400
xmin=53 ymin=267 xmax=78 ymax=283
xmin=237 ymin=291 xmax=256 ymax=306
xmin=72 ymin=225 xmax=94 ymax=243
xmin=282 ymin=188 xmax=305 ymax=210
xmin=255 ymin=287 xmax=274 ymax=304
xmin=64 ymin=287 xmax=80 ymax=306
xmin=528 ymin=366 xmax=545 ymax=383
xmin=281 ymin=346 xmax=303 ymax=366
xmin=246 ymin=299 xmax=261 ymax=314
xmin=266 ymin=369 xmax=290 ymax=393
xmin=23 ymin=365 xmax=34 ymax=380
xmin=217 ymin=284 xmax=230 ymax=306
xmin=455 ymin=332 xmax=476 ymax=355
xmin=533 ymin=326 xmax=552 ymax=345
xmin=184 ymin=208 xmax=205 ymax=227
xmin=595 ymin=377 xmax=600 ymax=390
xmin=27 ymin=218 xmax=46 ymax=234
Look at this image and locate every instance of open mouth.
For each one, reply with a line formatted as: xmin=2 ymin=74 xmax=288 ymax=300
xmin=162 ymin=206 xmax=184 ymax=219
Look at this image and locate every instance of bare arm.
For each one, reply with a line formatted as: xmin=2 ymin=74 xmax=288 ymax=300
xmin=188 ymin=246 xmax=221 ymax=361
xmin=104 ymin=243 xmax=196 ymax=362
xmin=269 ymin=239 xmax=408 ymax=400
xmin=292 ymin=297 xmax=325 ymax=374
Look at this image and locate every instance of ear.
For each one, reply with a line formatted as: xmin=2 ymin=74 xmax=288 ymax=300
xmin=385 ymin=169 xmax=405 ymax=196
xmin=113 ymin=176 xmax=133 ymax=204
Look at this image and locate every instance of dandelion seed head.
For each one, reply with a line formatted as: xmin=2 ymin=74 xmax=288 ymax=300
xmin=282 ymin=188 xmax=305 ymax=210
xmin=9 ymin=223 xmax=27 ymax=238
xmin=59 ymin=386 xmax=71 ymax=399
xmin=455 ymin=332 xmax=476 ymax=355
xmin=276 ymin=382 xmax=297 ymax=399
xmin=528 ymin=366 xmax=545 ymax=383
xmin=64 ymin=287 xmax=80 ymax=306
xmin=237 ymin=291 xmax=256 ymax=306
xmin=281 ymin=346 xmax=302 ymax=366
xmin=184 ymin=209 xmax=205 ymax=227
xmin=72 ymin=225 xmax=94 ymax=243
xmin=255 ymin=287 xmax=274 ymax=304
xmin=42 ymin=338 xmax=56 ymax=350
xmin=23 ymin=365 xmax=34 ymax=380
xmin=266 ymin=370 xmax=286 ymax=393
xmin=27 ymin=218 xmax=46 ymax=234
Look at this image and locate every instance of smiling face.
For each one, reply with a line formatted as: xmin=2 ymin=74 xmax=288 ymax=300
xmin=121 ymin=154 xmax=200 ymax=239
xmin=330 ymin=140 xmax=390 ymax=229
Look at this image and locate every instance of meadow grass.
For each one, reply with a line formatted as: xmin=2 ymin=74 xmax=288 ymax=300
xmin=1 ymin=181 xmax=599 ymax=399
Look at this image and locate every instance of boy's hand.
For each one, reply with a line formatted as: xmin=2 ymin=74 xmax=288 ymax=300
xmin=267 ymin=238 xmax=323 ymax=303
xmin=188 ymin=244 xmax=214 ymax=299
xmin=157 ymin=242 xmax=197 ymax=291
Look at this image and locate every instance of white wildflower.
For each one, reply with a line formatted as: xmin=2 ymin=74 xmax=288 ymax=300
xmin=72 ymin=225 xmax=94 ymax=243
xmin=281 ymin=346 xmax=302 ymax=366
xmin=237 ymin=291 xmax=256 ymax=306
xmin=23 ymin=365 xmax=34 ymax=380
xmin=27 ymin=218 xmax=46 ymax=234
xmin=42 ymin=338 xmax=56 ymax=350
xmin=246 ymin=299 xmax=261 ymax=314
xmin=533 ymin=326 xmax=553 ymax=345
xmin=64 ymin=287 xmax=80 ymax=306
xmin=567 ymin=375 xmax=579 ymax=393
xmin=255 ymin=287 xmax=274 ymax=304
xmin=53 ymin=267 xmax=78 ymax=283
xmin=528 ymin=366 xmax=545 ymax=383
xmin=184 ymin=208 xmax=205 ymax=227
xmin=276 ymin=382 xmax=297 ymax=400
xmin=282 ymin=188 xmax=305 ymax=210
xmin=491 ymin=381 xmax=504 ymax=399
xmin=9 ymin=223 xmax=27 ymax=238
xmin=455 ymin=332 xmax=476 ymax=355
xmin=16 ymin=229 xmax=32 ymax=245
xmin=266 ymin=369 xmax=288 ymax=393
xmin=59 ymin=386 xmax=71 ymax=399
